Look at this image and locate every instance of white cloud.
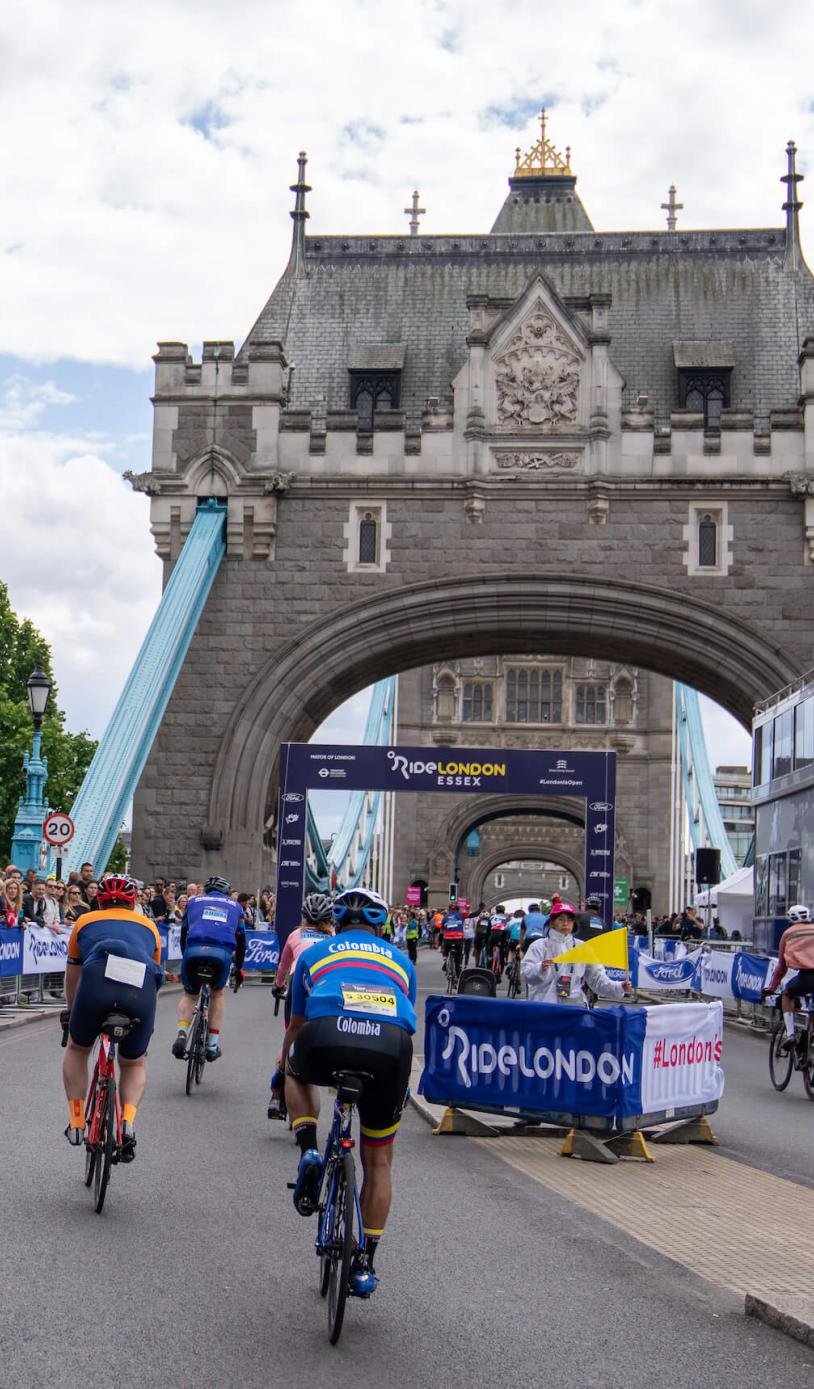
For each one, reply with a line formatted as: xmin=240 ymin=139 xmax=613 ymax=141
xmin=0 ymin=431 xmax=161 ymax=735
xmin=0 ymin=0 xmax=810 ymax=368
xmin=0 ymin=375 xmax=76 ymax=430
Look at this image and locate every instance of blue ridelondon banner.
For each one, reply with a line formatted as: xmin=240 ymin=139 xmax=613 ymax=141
xmin=420 ymin=995 xmax=647 ymax=1119
xmin=275 ymin=742 xmax=617 ymax=941
xmin=0 ymin=929 xmax=24 ymax=977
xmin=419 ymin=995 xmax=724 ymax=1123
xmin=731 ymin=951 xmax=772 ymax=1002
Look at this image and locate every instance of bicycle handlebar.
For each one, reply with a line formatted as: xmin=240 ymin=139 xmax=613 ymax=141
xmin=273 ymin=986 xmax=286 ymax=1016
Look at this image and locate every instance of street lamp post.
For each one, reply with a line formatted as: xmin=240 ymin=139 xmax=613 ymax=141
xmin=10 ymin=665 xmax=52 ymax=874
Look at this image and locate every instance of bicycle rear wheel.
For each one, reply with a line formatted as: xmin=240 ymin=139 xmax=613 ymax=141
xmin=327 ymin=1150 xmax=356 ymax=1346
xmin=769 ymin=1020 xmax=794 ymax=1091
xmin=185 ymin=1014 xmax=199 ymax=1095
xmin=195 ymin=1015 xmax=207 ymax=1085
xmin=94 ymin=1079 xmax=116 ymax=1214
xmin=801 ymin=1036 xmax=814 ymax=1101
xmin=84 ymin=1072 xmax=99 ymax=1188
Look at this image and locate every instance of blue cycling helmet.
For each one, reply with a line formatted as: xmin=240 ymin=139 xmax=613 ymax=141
xmin=333 ymin=886 xmax=388 ymax=929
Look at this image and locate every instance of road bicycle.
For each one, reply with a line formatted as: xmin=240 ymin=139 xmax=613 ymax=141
xmin=445 ymin=945 xmax=462 ymax=995
xmin=488 ymin=940 xmax=505 ymax=983
xmin=506 ymin=949 xmax=524 ymax=999
xmin=768 ymin=998 xmax=814 ymax=1100
xmin=297 ymin=1070 xmax=368 ymax=1345
xmin=184 ymin=968 xmax=214 ymax=1095
xmin=62 ymin=1010 xmax=136 ymax=1214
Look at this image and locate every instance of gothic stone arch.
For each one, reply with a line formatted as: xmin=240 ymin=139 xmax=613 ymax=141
xmin=469 ymin=841 xmax=586 ymax=907
xmin=139 ymin=570 xmax=798 ymax=887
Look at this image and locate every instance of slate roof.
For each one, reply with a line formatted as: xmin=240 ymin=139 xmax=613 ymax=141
xmin=240 ymin=182 xmax=814 ymax=429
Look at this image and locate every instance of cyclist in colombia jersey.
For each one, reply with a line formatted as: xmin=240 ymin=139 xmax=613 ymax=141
xmin=281 ymin=886 xmax=417 ymax=1297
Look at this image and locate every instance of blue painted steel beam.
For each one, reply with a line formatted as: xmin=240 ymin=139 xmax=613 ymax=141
xmin=306 ymin=676 xmax=396 ymax=890
xmin=63 ymin=500 xmax=227 ymax=875
xmin=675 ymin=684 xmax=737 ymax=879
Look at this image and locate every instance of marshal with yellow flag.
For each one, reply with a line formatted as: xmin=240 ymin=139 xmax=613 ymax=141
xmin=550 ymin=927 xmax=630 ymax=971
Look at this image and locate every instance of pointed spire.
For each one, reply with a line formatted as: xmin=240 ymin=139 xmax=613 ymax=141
xmin=513 ymin=107 xmax=573 ymax=178
xmin=782 ymin=140 xmax=804 ymax=271
xmin=288 ymin=150 xmax=311 ymax=276
xmin=661 ymin=184 xmax=683 ymax=232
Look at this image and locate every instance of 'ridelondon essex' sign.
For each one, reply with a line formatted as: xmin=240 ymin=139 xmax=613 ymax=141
xmin=274 ymin=743 xmax=616 ymax=943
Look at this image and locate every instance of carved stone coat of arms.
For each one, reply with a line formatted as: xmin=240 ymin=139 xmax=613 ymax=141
xmin=494 ymin=308 xmax=582 ymax=429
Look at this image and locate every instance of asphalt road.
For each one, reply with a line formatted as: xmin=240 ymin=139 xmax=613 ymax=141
xmin=1 ymin=957 xmax=812 ymax=1388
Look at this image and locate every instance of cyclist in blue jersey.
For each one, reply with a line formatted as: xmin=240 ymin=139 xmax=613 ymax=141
xmin=281 ymin=885 xmax=417 ymax=1297
xmin=171 ymin=876 xmax=246 ymax=1062
xmin=520 ymin=902 xmax=549 ymax=954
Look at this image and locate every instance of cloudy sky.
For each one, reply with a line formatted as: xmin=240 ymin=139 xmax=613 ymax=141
xmin=2 ymin=0 xmax=810 ymax=794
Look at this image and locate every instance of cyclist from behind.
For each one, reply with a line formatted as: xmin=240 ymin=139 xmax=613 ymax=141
xmin=487 ymin=906 xmax=510 ymax=975
xmin=281 ymin=886 xmax=417 ymax=1297
xmin=267 ymin=892 xmax=334 ymax=1119
xmin=171 ymin=876 xmax=246 ymax=1063
xmin=62 ymin=874 xmax=162 ymax=1162
xmin=520 ymin=901 xmax=548 ymax=955
xmin=441 ymin=905 xmax=464 ymax=980
xmin=762 ymin=904 xmax=814 ymax=1053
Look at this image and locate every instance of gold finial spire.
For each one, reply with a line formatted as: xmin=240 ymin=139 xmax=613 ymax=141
xmin=513 ymin=108 xmax=573 ymax=178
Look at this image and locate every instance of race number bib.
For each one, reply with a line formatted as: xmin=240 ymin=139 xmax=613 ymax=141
xmin=104 ymin=955 xmax=146 ymax=988
xmin=202 ymin=908 xmax=228 ymax=923
xmin=341 ymin=983 xmax=397 ymax=1016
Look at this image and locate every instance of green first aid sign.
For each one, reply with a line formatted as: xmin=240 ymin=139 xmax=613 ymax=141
xmin=613 ymin=877 xmax=629 ymax=906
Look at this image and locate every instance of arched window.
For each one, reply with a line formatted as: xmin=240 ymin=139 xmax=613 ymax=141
xmin=576 ymin=684 xmax=607 ymax=724
xmin=698 ymin=514 xmax=717 ymax=568
xmin=462 ymin=682 xmax=493 ymax=722
xmin=507 ymin=667 xmax=563 ymax=722
xmin=358 ymin=512 xmax=378 ymax=564
xmin=540 ymin=670 xmax=563 ymax=722
xmin=679 ymin=370 xmax=730 ymax=428
xmin=350 ymin=371 xmax=400 ymax=430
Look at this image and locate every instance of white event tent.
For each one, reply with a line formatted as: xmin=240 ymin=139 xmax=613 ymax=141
xmin=694 ymin=865 xmax=754 ymax=939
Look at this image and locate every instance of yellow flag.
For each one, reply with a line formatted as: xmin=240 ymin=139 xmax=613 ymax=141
xmin=550 ymin=927 xmax=629 ymax=971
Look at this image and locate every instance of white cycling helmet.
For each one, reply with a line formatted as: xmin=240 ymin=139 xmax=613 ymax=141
xmin=788 ymin=904 xmax=812 ymax=923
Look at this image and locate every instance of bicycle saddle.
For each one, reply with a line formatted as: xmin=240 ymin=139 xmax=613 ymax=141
xmin=100 ymin=1012 xmax=137 ymax=1039
xmin=331 ymin=1070 xmax=373 ymax=1103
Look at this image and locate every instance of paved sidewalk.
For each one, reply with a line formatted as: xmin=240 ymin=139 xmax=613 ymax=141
xmin=409 ymin=1058 xmax=814 ymax=1348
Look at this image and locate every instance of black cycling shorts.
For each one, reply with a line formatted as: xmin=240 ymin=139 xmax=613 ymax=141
xmin=69 ymin=954 xmax=159 ymax=1059
xmin=287 ymin=1016 xmax=413 ymax=1144
xmin=784 ymin=968 xmax=814 ymax=1000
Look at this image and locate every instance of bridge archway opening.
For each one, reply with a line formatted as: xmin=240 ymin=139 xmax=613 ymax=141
xmin=206 ymin=572 xmax=785 ymax=881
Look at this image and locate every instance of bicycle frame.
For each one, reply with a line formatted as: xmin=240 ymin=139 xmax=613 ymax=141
xmin=87 ymin=1033 xmax=121 ymax=1152
xmin=315 ymin=1095 xmax=364 ymax=1261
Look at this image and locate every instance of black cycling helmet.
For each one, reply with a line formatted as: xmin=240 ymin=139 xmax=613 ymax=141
xmin=204 ymin=875 xmax=231 ymax=896
xmin=585 ymin=894 xmax=602 ymax=910
xmin=302 ymin=892 xmax=334 ymax=924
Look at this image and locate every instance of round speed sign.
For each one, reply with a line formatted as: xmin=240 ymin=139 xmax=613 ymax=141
xmin=43 ymin=812 xmax=75 ymax=847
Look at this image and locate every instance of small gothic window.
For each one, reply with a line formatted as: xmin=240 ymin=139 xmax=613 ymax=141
xmin=698 ymin=514 xmax=718 ymax=567
xmin=678 ymin=370 xmax=731 ymax=428
xmin=462 ymin=682 xmax=493 ymax=722
xmin=614 ymin=679 xmax=634 ymax=726
xmin=358 ymin=512 xmax=378 ymax=564
xmin=436 ymin=674 xmax=456 ymax=722
xmin=576 ymin=684 xmax=607 ymax=724
xmin=350 ymin=371 xmax=400 ymax=430
xmin=540 ymin=670 xmax=563 ymax=723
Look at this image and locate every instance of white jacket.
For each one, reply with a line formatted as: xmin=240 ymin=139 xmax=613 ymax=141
xmin=521 ymin=929 xmax=627 ymax=1007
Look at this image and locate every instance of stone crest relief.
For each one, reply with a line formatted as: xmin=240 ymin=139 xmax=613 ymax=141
xmin=494 ymin=451 xmax=581 ymax=471
xmin=493 ymin=307 xmax=582 ymax=429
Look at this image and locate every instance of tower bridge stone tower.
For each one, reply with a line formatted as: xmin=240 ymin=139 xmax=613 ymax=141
xmin=129 ymin=121 xmax=814 ymax=889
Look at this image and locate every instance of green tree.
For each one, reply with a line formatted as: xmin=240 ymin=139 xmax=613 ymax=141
xmin=0 ymin=582 xmax=97 ymax=862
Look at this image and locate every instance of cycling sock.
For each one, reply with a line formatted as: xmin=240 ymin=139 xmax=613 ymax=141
xmin=177 ymin=1020 xmax=190 ymax=1035
xmin=363 ymin=1229 xmax=383 ymax=1269
xmin=122 ymin=1103 xmax=137 ymax=1126
xmin=67 ymin=1098 xmax=85 ymax=1130
xmin=784 ymin=1012 xmax=796 ymax=1038
xmin=207 ymin=1028 xmax=220 ymax=1050
xmin=293 ymin=1117 xmax=318 ymax=1153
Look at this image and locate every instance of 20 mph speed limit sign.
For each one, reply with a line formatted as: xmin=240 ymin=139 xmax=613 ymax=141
xmin=43 ymin=812 xmax=75 ymax=847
